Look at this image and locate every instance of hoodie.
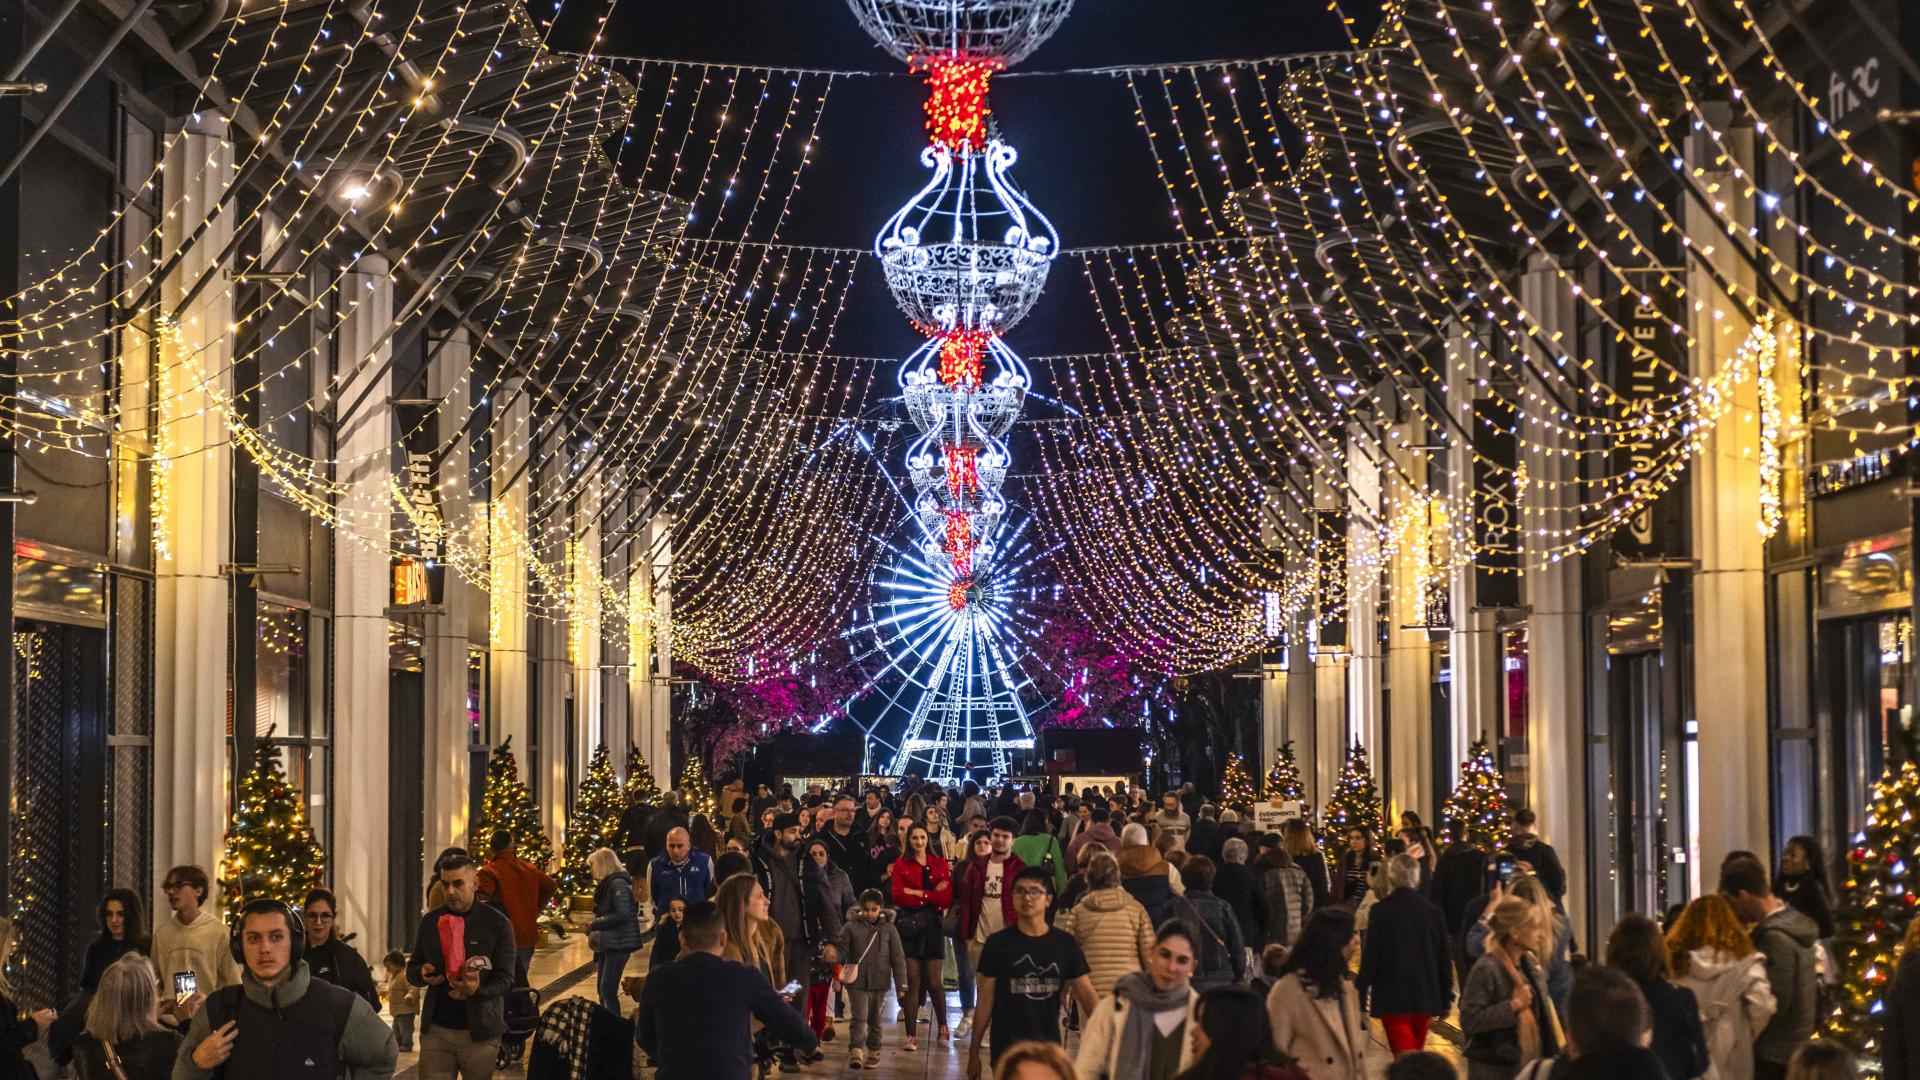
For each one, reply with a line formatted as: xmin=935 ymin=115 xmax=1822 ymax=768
xmin=1118 ymin=846 xmax=1175 ymax=923
xmin=151 ymin=907 xmax=240 ymax=994
xmin=175 ymin=960 xmax=397 ymax=1080
xmin=1674 ymin=946 xmax=1775 ymax=1080
xmin=1750 ymin=905 xmax=1818 ymax=1066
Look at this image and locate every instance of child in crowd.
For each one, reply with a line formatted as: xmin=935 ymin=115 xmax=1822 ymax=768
xmin=651 ymin=897 xmax=687 ymax=968
xmin=381 ymin=950 xmax=419 ymax=1051
xmin=839 ymin=890 xmax=907 ymax=1070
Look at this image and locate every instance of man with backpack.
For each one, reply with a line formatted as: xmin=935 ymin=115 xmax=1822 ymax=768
xmin=175 ymin=898 xmax=397 ymax=1080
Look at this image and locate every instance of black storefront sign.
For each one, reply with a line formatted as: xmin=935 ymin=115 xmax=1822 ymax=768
xmin=1316 ymin=508 xmax=1349 ymax=648
xmin=1473 ymin=396 xmax=1521 ymax=608
xmin=393 ymin=402 xmax=447 ymax=606
xmin=1612 ymin=267 xmax=1689 ymax=561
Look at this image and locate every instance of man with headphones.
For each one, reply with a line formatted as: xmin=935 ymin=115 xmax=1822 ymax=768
xmin=173 ymin=897 xmax=399 ymax=1080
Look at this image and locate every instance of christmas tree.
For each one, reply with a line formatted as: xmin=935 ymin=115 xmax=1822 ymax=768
xmin=1440 ymin=740 xmax=1511 ymax=849
xmin=1825 ymin=759 xmax=1920 ymax=1055
xmin=557 ymin=745 xmax=626 ymax=897
xmin=219 ymin=739 xmax=327 ymax=926
xmin=624 ymin=746 xmax=661 ymax=807
xmin=1220 ymin=753 xmax=1257 ymax=810
xmin=476 ymin=737 xmax=554 ymax=870
xmin=1322 ymin=742 xmax=1384 ymax=839
xmin=1266 ymin=741 xmax=1305 ymax=803
xmin=678 ymin=753 xmax=716 ymax=817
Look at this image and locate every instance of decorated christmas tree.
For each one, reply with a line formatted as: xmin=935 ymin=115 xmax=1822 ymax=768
xmin=1219 ymin=752 xmax=1257 ymax=810
xmin=1266 ymin=741 xmax=1305 ymax=803
xmin=219 ymin=739 xmax=327 ymax=926
xmin=624 ymin=746 xmax=661 ymax=807
xmin=1825 ymin=759 xmax=1920 ymax=1055
xmin=557 ymin=745 xmax=625 ymax=897
xmin=678 ymin=753 xmax=716 ymax=817
xmin=1440 ymin=740 xmax=1511 ymax=849
xmin=1321 ymin=742 xmax=1384 ymax=839
xmin=476 ymin=737 xmax=553 ymax=870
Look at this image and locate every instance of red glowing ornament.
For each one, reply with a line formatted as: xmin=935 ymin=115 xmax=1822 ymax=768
xmin=944 ymin=510 xmax=973 ymax=576
xmin=949 ymin=579 xmax=970 ymax=610
xmin=916 ymin=54 xmax=1001 ymax=152
xmin=936 ymin=329 xmax=991 ymax=388
xmin=945 ymin=445 xmax=980 ymax=500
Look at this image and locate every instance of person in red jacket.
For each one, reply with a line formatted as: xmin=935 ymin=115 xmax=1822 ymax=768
xmin=957 ymin=818 xmax=1028 ymax=968
xmin=476 ymin=830 xmax=558 ymax=986
xmin=889 ymin=824 xmax=954 ymax=1048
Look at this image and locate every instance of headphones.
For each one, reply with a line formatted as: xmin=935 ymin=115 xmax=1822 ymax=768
xmin=229 ymin=897 xmax=307 ymax=966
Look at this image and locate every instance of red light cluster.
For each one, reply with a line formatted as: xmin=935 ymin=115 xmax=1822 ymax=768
xmin=918 ymin=54 xmax=1001 ymax=152
xmin=944 ymin=510 xmax=973 ymax=576
xmin=948 ymin=579 xmax=970 ymax=610
xmin=945 ymin=446 xmax=979 ymax=500
xmin=936 ymin=328 xmax=991 ymax=388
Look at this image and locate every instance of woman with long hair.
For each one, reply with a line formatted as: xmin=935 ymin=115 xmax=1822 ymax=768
xmin=1668 ymin=894 xmax=1777 ymax=1080
xmin=1180 ymin=986 xmax=1304 ymax=1080
xmin=81 ymin=889 xmax=149 ymax=993
xmin=1333 ymin=830 xmax=1377 ymax=912
xmin=1506 ymin=875 xmax=1571 ymax=1016
xmin=926 ymin=804 xmax=962 ymax=863
xmin=301 ymin=887 xmax=380 ymax=1008
xmin=71 ymin=954 xmax=178 ymax=1080
xmin=1774 ymin=836 xmax=1836 ymax=939
xmin=950 ymin=828 xmax=993 ymax=1039
xmin=586 ymin=848 xmax=644 ymax=1013
xmin=801 ymin=838 xmax=855 ymax=1043
xmin=890 ymin=823 xmax=955 ymax=1049
xmin=865 ymin=809 xmax=898 ymax=891
xmin=1606 ymin=913 xmax=1709 ymax=1080
xmin=1281 ymin=820 xmax=1331 ymax=910
xmin=715 ymin=872 xmax=787 ymax=987
xmin=0 ymin=917 xmax=56 ymax=1077
xmin=1459 ymin=899 xmax=1560 ymax=1080
xmin=1265 ymin=908 xmax=1366 ymax=1080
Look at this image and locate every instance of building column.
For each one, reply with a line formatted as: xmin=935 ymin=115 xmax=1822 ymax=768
xmin=1313 ymin=469 xmax=1348 ymax=806
xmin=638 ymin=507 xmax=674 ymax=784
xmin=1346 ymin=429 xmax=1384 ymax=757
xmin=571 ymin=467 xmax=604 ymax=766
xmin=489 ymin=384 xmax=531 ymax=757
xmin=532 ymin=431 xmax=570 ymax=838
xmin=1445 ymin=324 xmax=1499 ymax=761
xmin=1386 ymin=411 xmax=1433 ymax=821
xmin=1687 ymin=115 xmax=1769 ymax=874
xmin=153 ymin=114 xmax=236 ymax=899
xmin=1519 ymin=255 xmax=1589 ymax=936
xmin=332 ymin=257 xmax=395 ymax=942
xmin=421 ymin=328 xmax=474 ymax=855
xmin=601 ymin=478 xmax=632 ymax=771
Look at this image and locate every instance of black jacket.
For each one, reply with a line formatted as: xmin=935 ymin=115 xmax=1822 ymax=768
xmin=1884 ymin=952 xmax=1920 ymax=1080
xmin=307 ymin=937 xmax=381 ymax=1009
xmin=618 ymin=803 xmax=654 ymax=852
xmin=1506 ymin=836 xmax=1566 ymax=901
xmin=1774 ymin=871 xmax=1836 ymax=939
xmin=1298 ymin=851 xmax=1332 ymax=910
xmin=406 ymin=900 xmax=518 ymax=1040
xmin=642 ymin=807 xmax=691 ymax=864
xmin=1355 ymin=887 xmax=1453 ymax=1017
xmin=1430 ymin=847 xmax=1487 ymax=934
xmin=1214 ymin=861 xmax=1263 ymax=943
xmin=72 ymin=1030 xmax=180 ymax=1080
xmin=636 ymin=951 xmax=818 ymax=1080
xmin=1638 ymin=977 xmax=1710 ymax=1080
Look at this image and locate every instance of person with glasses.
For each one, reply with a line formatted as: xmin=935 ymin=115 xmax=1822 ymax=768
xmin=967 ymin=868 xmax=1098 ymax=1080
xmin=153 ymin=865 xmax=239 ymax=1009
xmin=302 ymin=889 xmax=380 ymax=1009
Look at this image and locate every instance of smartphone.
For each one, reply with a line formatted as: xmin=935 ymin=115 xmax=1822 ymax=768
xmin=172 ymin=971 xmax=197 ymax=1003
xmin=779 ymin=980 xmax=803 ymax=995
xmin=1492 ymin=854 xmax=1517 ymax=887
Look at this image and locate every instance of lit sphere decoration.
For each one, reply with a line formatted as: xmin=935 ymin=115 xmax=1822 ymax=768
xmin=845 ymin=0 xmax=1075 ymax=68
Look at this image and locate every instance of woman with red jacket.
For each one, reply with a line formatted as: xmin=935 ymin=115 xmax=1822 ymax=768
xmin=889 ymin=823 xmax=954 ymax=1049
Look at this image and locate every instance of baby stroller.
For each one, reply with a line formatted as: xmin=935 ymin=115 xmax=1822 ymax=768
xmin=528 ymin=996 xmax=633 ymax=1080
xmin=495 ymin=985 xmax=542 ymax=1067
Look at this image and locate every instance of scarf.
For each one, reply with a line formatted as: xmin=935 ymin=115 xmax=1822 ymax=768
xmin=1489 ymin=940 xmax=1545 ymax=1062
xmin=1110 ymin=971 xmax=1191 ymax=1080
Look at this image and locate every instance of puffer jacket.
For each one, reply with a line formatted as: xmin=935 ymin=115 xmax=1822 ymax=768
xmin=839 ymin=909 xmax=908 ymax=993
xmin=1256 ymin=862 xmax=1314 ymax=948
xmin=589 ymin=871 xmax=644 ymax=952
xmin=1055 ymin=887 xmax=1155 ymax=998
xmin=1675 ymin=946 xmax=1775 ymax=1080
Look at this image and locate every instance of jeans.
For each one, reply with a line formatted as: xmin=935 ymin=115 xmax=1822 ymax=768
xmin=596 ymin=949 xmax=633 ymax=1015
xmin=949 ymin=930 xmax=976 ymax=1012
xmin=514 ymin=948 xmax=534 ymax=988
xmin=393 ymin=1014 xmax=415 ymax=1051
xmin=847 ymin=986 xmax=887 ymax=1051
xmin=418 ymin=1025 xmax=499 ymax=1080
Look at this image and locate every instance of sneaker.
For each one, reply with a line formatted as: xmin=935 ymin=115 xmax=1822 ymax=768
xmin=938 ymin=1026 xmax=951 ymax=1045
xmin=955 ymin=1013 xmax=973 ymax=1040
xmin=904 ymin=1036 xmax=918 ymax=1052
xmin=848 ymin=1050 xmax=863 ymax=1071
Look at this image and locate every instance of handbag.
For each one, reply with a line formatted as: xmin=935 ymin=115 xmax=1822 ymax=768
xmin=839 ymin=927 xmax=880 ymax=985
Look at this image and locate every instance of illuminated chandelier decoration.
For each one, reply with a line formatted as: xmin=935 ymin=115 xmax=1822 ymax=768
xmin=849 ymin=0 xmax=1069 ymax=779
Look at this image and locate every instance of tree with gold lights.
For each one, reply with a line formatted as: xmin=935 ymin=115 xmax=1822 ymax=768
xmin=1266 ymin=741 xmax=1305 ymax=803
xmin=557 ymin=745 xmax=625 ymax=897
xmin=1440 ymin=741 xmax=1511 ymax=850
xmin=678 ymin=754 xmax=716 ymax=818
xmin=624 ymin=746 xmax=661 ymax=807
xmin=1220 ymin=753 xmax=1257 ymax=811
xmin=1322 ymin=742 xmax=1384 ymax=840
xmin=1825 ymin=759 xmax=1920 ymax=1055
xmin=219 ymin=739 xmax=327 ymax=926
xmin=477 ymin=737 xmax=553 ymax=870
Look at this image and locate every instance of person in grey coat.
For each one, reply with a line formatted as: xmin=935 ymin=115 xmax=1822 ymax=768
xmin=839 ymin=891 xmax=908 ymax=1069
xmin=588 ymin=848 xmax=644 ymax=1014
xmin=1459 ymin=899 xmax=1559 ymax=1080
xmin=1722 ymin=856 xmax=1819 ymax=1080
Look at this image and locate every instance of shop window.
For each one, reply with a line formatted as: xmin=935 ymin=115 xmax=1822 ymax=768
xmin=251 ymin=604 xmax=331 ymax=845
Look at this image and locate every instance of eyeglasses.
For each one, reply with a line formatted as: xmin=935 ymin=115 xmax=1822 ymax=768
xmin=161 ymin=881 xmax=188 ymax=892
xmin=307 ymin=910 xmax=334 ymax=921
xmin=1012 ymin=887 xmax=1050 ymax=898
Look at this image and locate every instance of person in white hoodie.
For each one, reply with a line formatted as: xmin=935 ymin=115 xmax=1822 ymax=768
xmin=1668 ymin=895 xmax=1777 ymax=1080
xmin=151 ymin=865 xmax=240 ymax=1010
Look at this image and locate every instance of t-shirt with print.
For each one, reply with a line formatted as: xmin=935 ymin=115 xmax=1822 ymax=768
xmin=973 ymin=860 xmax=1008 ymax=943
xmin=976 ymin=926 xmax=1089 ymax=1060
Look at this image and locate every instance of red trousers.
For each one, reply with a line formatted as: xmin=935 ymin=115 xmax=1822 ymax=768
xmin=807 ymin=976 xmax=834 ymax=1036
xmin=1379 ymin=1014 xmax=1431 ymax=1053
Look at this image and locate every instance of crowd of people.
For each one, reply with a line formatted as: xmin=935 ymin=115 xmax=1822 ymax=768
xmin=0 ymin=776 xmax=1905 ymax=1080
xmin=619 ymin=778 xmax=1906 ymax=1080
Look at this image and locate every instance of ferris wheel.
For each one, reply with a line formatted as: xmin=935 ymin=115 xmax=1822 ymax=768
xmin=836 ymin=506 xmax=1046 ymax=782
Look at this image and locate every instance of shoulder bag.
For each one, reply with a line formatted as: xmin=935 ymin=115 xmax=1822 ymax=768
xmin=839 ymin=928 xmax=881 ymax=985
